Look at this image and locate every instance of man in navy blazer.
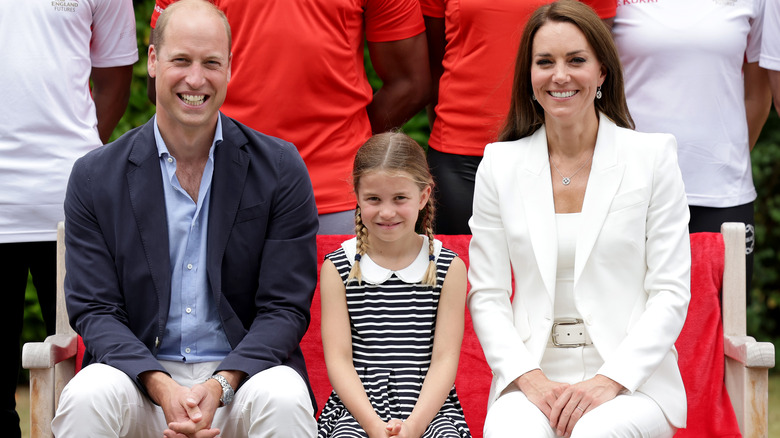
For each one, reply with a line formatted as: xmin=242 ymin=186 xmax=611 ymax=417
xmin=51 ymin=1 xmax=318 ymax=436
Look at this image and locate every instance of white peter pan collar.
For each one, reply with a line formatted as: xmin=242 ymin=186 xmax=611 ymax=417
xmin=341 ymin=235 xmax=443 ymax=285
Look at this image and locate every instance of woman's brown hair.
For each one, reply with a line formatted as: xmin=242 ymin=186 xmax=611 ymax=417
xmin=499 ymin=0 xmax=634 ymax=141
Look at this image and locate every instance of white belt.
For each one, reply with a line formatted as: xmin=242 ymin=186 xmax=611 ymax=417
xmin=550 ymin=319 xmax=592 ymax=347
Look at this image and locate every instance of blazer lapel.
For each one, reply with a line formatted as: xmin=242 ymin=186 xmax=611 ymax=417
xmin=126 ymin=119 xmax=171 ymax=311
xmin=575 ymin=114 xmax=625 ymax=285
xmin=207 ymin=114 xmax=250 ymax=297
xmin=520 ymin=126 xmax=558 ymax=299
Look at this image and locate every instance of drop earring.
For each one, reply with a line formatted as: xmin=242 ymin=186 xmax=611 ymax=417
xmin=596 ymin=86 xmax=602 ymax=100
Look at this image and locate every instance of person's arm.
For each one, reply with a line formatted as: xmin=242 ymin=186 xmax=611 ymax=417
xmin=423 ymin=16 xmax=445 ymax=128
xmin=320 ymin=260 xmax=388 ymax=437
xmin=744 ymin=61 xmax=772 ymax=150
xmin=91 ymin=65 xmax=134 ymax=143
xmin=214 ymin=136 xmax=319 ymax=380
xmin=366 ymin=32 xmax=431 ymax=134
xmin=770 ymin=69 xmax=780 ymax=114
xmin=64 ymin=152 xmax=171 ymax=387
xmin=398 ymin=257 xmax=467 ymax=437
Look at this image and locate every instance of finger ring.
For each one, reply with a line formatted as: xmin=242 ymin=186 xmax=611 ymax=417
xmin=576 ymin=406 xmax=585 ymax=412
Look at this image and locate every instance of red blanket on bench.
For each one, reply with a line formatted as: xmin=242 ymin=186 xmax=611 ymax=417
xmin=75 ymin=233 xmax=740 ymax=436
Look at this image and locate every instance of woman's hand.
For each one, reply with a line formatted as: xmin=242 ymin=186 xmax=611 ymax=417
xmin=549 ymin=374 xmax=624 ymax=437
xmin=514 ymin=369 xmax=570 ymax=420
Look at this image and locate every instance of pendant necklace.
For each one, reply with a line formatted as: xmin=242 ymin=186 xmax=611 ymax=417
xmin=549 ymin=151 xmax=593 ymax=186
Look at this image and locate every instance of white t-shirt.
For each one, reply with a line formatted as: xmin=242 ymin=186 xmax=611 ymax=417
xmin=613 ymin=0 xmax=764 ymax=208
xmin=760 ymin=0 xmax=780 ymax=70
xmin=0 ymin=0 xmax=138 ymax=243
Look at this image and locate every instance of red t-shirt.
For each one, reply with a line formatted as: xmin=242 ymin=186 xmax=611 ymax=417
xmin=152 ymin=0 xmax=426 ymax=214
xmin=420 ymin=0 xmax=616 ymax=156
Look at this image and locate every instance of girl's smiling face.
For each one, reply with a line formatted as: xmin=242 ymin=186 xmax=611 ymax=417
xmin=356 ymin=171 xmax=431 ymax=245
xmin=530 ymin=21 xmax=605 ymax=125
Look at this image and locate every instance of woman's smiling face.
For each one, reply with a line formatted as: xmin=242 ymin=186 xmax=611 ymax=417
xmin=530 ymin=21 xmax=605 ymax=125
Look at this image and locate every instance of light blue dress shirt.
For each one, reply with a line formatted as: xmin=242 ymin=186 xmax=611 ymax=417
xmin=153 ymin=116 xmax=232 ymax=362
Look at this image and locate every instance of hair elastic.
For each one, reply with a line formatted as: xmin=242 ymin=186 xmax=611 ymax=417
xmin=429 ymin=254 xmax=435 ymax=261
xmin=354 ymin=254 xmax=362 ymax=262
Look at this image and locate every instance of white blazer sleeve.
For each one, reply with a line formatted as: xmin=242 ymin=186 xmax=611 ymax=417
xmin=467 ymin=144 xmax=539 ymax=395
xmin=597 ymin=135 xmax=691 ymax=392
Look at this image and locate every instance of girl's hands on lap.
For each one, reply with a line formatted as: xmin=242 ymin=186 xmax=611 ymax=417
xmin=384 ymin=418 xmax=422 ymax=438
xmin=549 ymin=374 xmax=624 ymax=437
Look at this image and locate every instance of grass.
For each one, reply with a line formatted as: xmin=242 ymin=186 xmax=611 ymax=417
xmin=15 ymin=374 xmax=780 ymax=436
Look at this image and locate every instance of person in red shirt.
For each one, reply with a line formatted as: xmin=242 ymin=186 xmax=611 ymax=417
xmin=150 ymin=0 xmax=431 ymax=234
xmin=421 ymin=0 xmax=615 ymax=234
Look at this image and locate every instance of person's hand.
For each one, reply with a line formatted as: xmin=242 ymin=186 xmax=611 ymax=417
xmin=514 ymin=369 xmax=570 ymax=420
xmin=162 ymin=381 xmax=221 ymax=438
xmin=549 ymin=374 xmax=624 ymax=437
xmin=385 ymin=419 xmax=403 ymax=436
xmin=384 ymin=418 xmax=423 ymax=437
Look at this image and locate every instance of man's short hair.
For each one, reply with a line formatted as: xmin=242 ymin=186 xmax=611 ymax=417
xmin=153 ymin=0 xmax=232 ymax=53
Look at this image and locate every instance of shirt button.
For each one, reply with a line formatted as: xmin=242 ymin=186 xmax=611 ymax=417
xmin=185 ymin=347 xmax=191 ymax=354
xmin=187 ymin=263 xmax=193 ymax=270
xmin=167 ymin=157 xmax=173 ymax=163
xmin=186 ymin=307 xmax=192 ymax=314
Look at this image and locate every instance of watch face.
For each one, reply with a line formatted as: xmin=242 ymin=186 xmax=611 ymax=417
xmin=211 ymin=375 xmax=235 ymax=406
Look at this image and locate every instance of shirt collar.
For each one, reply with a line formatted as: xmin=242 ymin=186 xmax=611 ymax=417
xmin=153 ymin=114 xmax=223 ymax=160
xmin=341 ymin=235 xmax=442 ymax=284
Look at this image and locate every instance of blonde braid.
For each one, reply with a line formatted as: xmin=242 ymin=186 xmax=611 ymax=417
xmin=421 ymin=199 xmax=438 ymax=287
xmin=347 ymin=206 xmax=369 ymax=285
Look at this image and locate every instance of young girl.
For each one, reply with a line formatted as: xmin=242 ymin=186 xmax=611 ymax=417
xmin=317 ymin=132 xmax=471 ymax=438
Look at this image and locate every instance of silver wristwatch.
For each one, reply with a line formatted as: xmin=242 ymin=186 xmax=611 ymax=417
xmin=209 ymin=374 xmax=235 ymax=407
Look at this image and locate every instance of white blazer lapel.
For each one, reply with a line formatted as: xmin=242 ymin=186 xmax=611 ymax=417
xmin=519 ymin=126 xmax=558 ymax=299
xmin=575 ymin=114 xmax=625 ymax=285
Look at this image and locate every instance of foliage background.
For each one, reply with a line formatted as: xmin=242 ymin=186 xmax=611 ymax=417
xmin=20 ymin=0 xmax=780 ymax=375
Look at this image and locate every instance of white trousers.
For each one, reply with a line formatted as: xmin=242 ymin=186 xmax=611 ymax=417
xmin=484 ymin=346 xmax=676 ymax=438
xmin=52 ymin=361 xmax=317 ymax=437
xmin=484 ymin=388 xmax=675 ymax=438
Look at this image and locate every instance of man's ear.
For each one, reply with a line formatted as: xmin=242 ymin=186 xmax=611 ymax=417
xmin=148 ymin=45 xmax=158 ymax=79
xmin=227 ymin=53 xmax=233 ymax=83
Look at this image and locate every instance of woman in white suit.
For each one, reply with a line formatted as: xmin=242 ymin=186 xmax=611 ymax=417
xmin=467 ymin=1 xmax=691 ymax=437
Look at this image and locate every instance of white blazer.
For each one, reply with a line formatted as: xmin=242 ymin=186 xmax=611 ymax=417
xmin=467 ymin=113 xmax=691 ymax=428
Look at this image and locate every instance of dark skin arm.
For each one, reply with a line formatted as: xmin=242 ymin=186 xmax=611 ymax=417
xmin=743 ymin=61 xmax=772 ymax=150
xmin=771 ymin=70 xmax=780 ymax=115
xmin=366 ymin=32 xmax=431 ymax=133
xmin=91 ymin=65 xmax=134 ymax=143
xmin=423 ymin=16 xmax=445 ymax=128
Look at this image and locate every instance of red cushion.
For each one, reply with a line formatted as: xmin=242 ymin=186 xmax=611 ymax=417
xmin=673 ymin=233 xmax=740 ymax=437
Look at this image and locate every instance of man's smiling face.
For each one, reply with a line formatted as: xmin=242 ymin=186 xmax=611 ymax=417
xmin=148 ymin=4 xmax=231 ymax=134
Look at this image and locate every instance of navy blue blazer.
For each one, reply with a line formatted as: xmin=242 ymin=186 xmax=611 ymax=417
xmin=63 ymin=114 xmax=319 ymax=406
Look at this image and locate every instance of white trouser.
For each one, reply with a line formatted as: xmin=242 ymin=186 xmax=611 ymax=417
xmin=52 ymin=361 xmax=317 ymax=437
xmin=484 ymin=345 xmax=676 ymax=438
xmin=484 ymin=389 xmax=675 ymax=438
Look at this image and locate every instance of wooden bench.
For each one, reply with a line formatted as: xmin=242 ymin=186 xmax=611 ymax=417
xmin=22 ymin=222 xmax=775 ymax=437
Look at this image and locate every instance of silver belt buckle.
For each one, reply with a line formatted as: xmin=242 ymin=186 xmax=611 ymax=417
xmin=551 ymin=318 xmax=590 ymax=348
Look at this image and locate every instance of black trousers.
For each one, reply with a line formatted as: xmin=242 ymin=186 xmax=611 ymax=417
xmin=427 ymin=147 xmax=483 ymax=235
xmin=0 ymin=241 xmax=58 ymax=438
xmin=689 ymin=202 xmax=755 ymax=293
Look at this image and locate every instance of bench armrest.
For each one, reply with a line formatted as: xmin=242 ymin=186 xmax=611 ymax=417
xmin=22 ymin=333 xmax=78 ymax=370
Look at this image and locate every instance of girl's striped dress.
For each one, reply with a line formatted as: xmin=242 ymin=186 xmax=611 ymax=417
xmin=317 ymin=236 xmax=471 ymax=438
